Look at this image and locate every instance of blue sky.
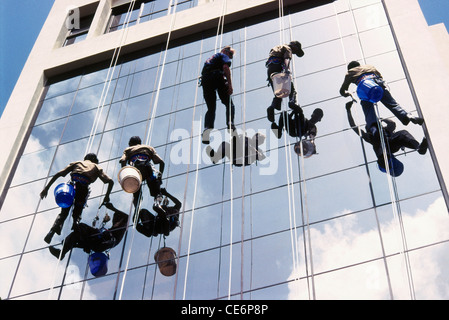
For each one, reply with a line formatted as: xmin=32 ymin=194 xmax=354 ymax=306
xmin=0 ymin=0 xmax=447 ymax=118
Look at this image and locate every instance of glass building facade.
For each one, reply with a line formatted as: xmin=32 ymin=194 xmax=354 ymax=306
xmin=1 ymin=0 xmax=449 ymax=300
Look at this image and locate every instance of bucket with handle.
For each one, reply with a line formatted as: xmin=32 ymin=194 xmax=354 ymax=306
xmin=154 ymin=247 xmax=177 ymax=276
xmin=118 ymin=166 xmax=142 ymax=193
xmin=88 ymin=252 xmax=109 ymax=277
xmin=357 ymin=78 xmax=384 ymax=103
xmin=271 ymin=72 xmax=291 ymax=98
xmin=54 ymin=183 xmax=75 ymax=208
xmin=294 ymin=140 xmax=315 ymax=158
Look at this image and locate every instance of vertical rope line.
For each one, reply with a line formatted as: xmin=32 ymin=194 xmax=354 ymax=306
xmin=285 ymin=12 xmax=304 ymax=298
xmin=118 ymin=0 xmax=179 ymax=300
xmin=182 ymin=119 xmax=202 ymax=300
xmin=85 ymin=0 xmax=137 ymax=155
xmin=346 ymin=0 xmax=415 ymax=299
xmin=374 ymin=104 xmax=416 ymax=300
xmin=216 ymin=162 xmax=226 ymax=297
xmin=239 ymin=26 xmax=248 ymax=300
xmin=335 ymin=1 xmax=395 ymax=299
xmin=145 ymin=0 xmax=178 ymax=146
xmin=173 ymin=37 xmax=204 ymax=300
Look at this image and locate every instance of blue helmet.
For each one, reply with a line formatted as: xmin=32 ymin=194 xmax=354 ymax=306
xmin=88 ymin=252 xmax=109 ymax=277
xmin=378 ymin=156 xmax=404 ymax=177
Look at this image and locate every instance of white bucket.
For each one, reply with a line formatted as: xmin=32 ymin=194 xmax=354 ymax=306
xmin=154 ymin=247 xmax=177 ymax=277
xmin=118 ymin=166 xmax=142 ymax=193
xmin=294 ymin=140 xmax=315 ymax=158
xmin=271 ymin=72 xmax=291 ymax=98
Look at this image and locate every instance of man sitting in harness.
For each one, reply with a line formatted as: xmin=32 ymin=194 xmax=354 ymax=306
xmin=120 ymin=136 xmax=165 ymax=207
xmin=339 ymin=61 xmax=424 ymax=139
xmin=40 ymin=153 xmax=114 ymax=244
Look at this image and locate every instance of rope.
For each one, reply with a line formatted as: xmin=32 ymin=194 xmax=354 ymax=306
xmin=239 ymin=25 xmax=248 ymax=300
xmin=284 ymin=12 xmax=310 ymax=299
xmin=182 ymin=121 xmax=202 ymax=300
xmin=374 ymin=103 xmax=416 ymax=299
xmin=44 ymin=0 xmax=139 ymax=293
xmin=85 ymin=0 xmax=137 ymax=155
xmin=117 ymin=0 xmax=180 ymax=300
xmin=342 ymin=1 xmax=415 ymax=299
xmin=145 ymin=0 xmax=179 ymax=146
xmin=173 ymin=36 xmax=204 ymax=300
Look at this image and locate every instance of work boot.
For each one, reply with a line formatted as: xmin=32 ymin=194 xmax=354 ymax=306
xmin=206 ymin=146 xmax=216 ymax=162
xmin=410 ymin=116 xmax=424 ymax=125
xmin=288 ymin=101 xmax=302 ymax=113
xmin=49 ymin=246 xmax=64 ymax=260
xmin=271 ymin=97 xmax=282 ymax=110
xmin=44 ymin=230 xmax=55 ymax=244
xmin=202 ymin=128 xmax=212 ymax=144
xmin=271 ymin=122 xmax=282 ymax=139
xmin=267 ymin=106 xmax=275 ymax=122
xmin=418 ymin=137 xmax=428 ymax=155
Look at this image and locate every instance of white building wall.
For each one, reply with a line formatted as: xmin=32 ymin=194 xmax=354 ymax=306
xmin=384 ymin=0 xmax=449 ymax=200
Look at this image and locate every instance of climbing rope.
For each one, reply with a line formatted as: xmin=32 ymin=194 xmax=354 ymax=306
xmin=173 ymin=35 xmax=205 ymax=300
xmin=117 ymin=0 xmax=180 ymax=300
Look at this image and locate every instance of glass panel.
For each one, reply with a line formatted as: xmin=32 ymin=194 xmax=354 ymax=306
xmin=35 ymin=92 xmax=76 ymax=125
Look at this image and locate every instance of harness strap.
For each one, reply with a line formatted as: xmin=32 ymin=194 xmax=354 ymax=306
xmin=71 ymin=173 xmax=90 ymax=185
xmin=356 ymin=73 xmax=377 ymax=85
xmin=129 ymin=154 xmax=150 ymax=164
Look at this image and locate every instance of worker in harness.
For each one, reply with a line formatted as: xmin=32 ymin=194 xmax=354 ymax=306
xmin=40 ymin=153 xmax=113 ymax=244
xmin=340 ymin=60 xmax=424 ymax=139
xmin=266 ymin=40 xmax=304 ymax=123
xmin=200 ymin=46 xmax=236 ymax=144
xmin=119 ymin=136 xmax=165 ymax=207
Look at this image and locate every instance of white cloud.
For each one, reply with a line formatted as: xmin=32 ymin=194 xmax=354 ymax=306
xmin=287 ymin=196 xmax=449 ymax=300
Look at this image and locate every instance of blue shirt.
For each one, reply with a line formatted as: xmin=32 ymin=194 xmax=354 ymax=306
xmin=202 ymin=52 xmax=232 ymax=75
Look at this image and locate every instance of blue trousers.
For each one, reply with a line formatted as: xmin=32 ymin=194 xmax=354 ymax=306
xmin=361 ymin=89 xmax=409 ymax=134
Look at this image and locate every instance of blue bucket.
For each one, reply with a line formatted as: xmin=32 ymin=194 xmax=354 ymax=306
xmin=377 ymin=156 xmax=404 ymax=177
xmin=357 ymin=79 xmax=384 ymax=103
xmin=54 ymin=183 xmax=75 ymax=208
xmin=88 ymin=252 xmax=109 ymax=277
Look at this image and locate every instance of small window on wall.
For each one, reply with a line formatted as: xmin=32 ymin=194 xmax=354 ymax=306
xmin=107 ymin=0 xmax=150 ymax=33
xmin=62 ymin=4 xmax=98 ymax=47
xmin=107 ymin=0 xmax=198 ymax=33
xmin=64 ymin=14 xmax=94 ymax=46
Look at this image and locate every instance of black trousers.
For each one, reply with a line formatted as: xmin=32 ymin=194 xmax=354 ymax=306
xmin=202 ymin=71 xmax=235 ymax=129
xmin=133 ymin=161 xmax=162 ymax=207
xmin=50 ymin=182 xmax=89 ymax=234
